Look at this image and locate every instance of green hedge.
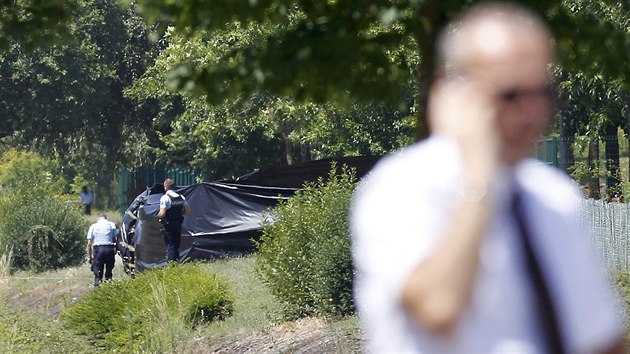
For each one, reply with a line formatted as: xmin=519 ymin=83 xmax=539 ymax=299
xmin=61 ymin=263 xmax=234 ymax=352
xmin=0 ymin=149 xmax=84 ymax=272
xmin=0 ymin=199 xmax=86 ymax=272
xmin=256 ymin=164 xmax=356 ymax=319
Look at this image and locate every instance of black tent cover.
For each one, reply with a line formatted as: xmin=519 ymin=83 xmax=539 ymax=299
xmin=119 ymin=156 xmax=381 ymax=272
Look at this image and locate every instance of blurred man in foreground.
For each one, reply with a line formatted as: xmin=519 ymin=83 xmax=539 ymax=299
xmin=351 ymin=2 xmax=625 ymax=353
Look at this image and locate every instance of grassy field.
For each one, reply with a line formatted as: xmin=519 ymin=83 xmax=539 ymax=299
xmin=1 ymin=207 xmax=627 ymax=353
xmin=2 ymin=253 xmax=630 ymax=353
xmin=0 ymin=262 xmax=97 ymax=352
xmin=0 ymin=253 xmax=362 ymax=353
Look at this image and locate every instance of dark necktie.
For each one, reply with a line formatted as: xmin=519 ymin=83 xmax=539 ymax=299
xmin=511 ymin=190 xmax=566 ymax=354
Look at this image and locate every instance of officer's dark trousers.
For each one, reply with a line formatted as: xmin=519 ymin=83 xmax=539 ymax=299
xmin=162 ymin=221 xmax=182 ymax=262
xmin=93 ymin=245 xmax=115 ymax=284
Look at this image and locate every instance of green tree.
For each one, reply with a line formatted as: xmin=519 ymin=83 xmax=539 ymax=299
xmin=556 ymin=70 xmax=627 ymax=195
xmin=127 ymin=26 xmax=414 ymax=179
xmin=0 ymin=0 xmax=73 ymax=50
xmin=0 ymin=149 xmax=66 ymax=200
xmin=130 ymin=0 xmax=629 ymax=139
xmin=2 ymin=1 xmax=628 ymax=148
xmin=0 ymin=0 xmax=158 ymax=207
xmin=553 ymin=1 xmax=629 ymax=196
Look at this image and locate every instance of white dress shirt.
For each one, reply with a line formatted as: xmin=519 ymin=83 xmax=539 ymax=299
xmin=87 ymin=218 xmax=118 ymax=246
xmin=351 ymin=135 xmax=624 ymax=353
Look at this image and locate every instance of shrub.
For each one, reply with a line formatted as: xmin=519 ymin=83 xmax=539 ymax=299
xmin=0 ymin=149 xmax=82 ymax=272
xmin=61 ymin=263 xmax=234 ymax=352
xmin=0 ymin=149 xmax=67 ymax=203
xmin=0 ymin=199 xmax=86 ymax=272
xmin=255 ymin=164 xmax=356 ymax=319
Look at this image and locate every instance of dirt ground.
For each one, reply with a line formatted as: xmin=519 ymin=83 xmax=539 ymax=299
xmin=182 ymin=317 xmax=362 ymax=353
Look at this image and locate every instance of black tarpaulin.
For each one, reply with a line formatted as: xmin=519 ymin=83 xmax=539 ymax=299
xmin=231 ymin=155 xmax=381 ymax=188
xmin=124 ymin=182 xmax=296 ymax=272
xmin=119 ymin=156 xmax=382 ymax=273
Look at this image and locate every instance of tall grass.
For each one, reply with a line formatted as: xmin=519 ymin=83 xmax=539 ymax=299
xmin=184 ymin=256 xmax=362 ymax=353
xmin=0 ymin=246 xmax=13 ymax=277
xmin=144 ymin=280 xmax=191 ymax=353
xmin=0 ymin=301 xmax=93 ymax=353
xmin=2 ymin=254 xmax=363 ymax=353
xmin=204 ymin=256 xmax=282 ymax=334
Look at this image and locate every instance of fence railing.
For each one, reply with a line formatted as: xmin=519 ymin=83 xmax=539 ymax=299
xmin=117 ymin=165 xmax=199 ymax=213
xmin=583 ymin=199 xmax=630 ymax=270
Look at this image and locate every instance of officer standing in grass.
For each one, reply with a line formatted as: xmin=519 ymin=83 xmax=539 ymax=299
xmin=158 ymin=178 xmax=191 ymax=262
xmin=86 ymin=213 xmax=118 ymax=287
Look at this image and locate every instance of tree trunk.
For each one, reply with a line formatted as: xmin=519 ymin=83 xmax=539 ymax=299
xmin=280 ymin=133 xmax=294 ymax=166
xmin=587 ymin=139 xmax=600 ymax=199
xmin=414 ymin=4 xmax=444 ymax=141
xmin=604 ymin=124 xmax=620 ymax=195
xmin=622 ymin=90 xmax=630 ymax=186
xmin=558 ymin=112 xmax=574 ymax=173
xmin=300 ymin=143 xmax=312 ymax=163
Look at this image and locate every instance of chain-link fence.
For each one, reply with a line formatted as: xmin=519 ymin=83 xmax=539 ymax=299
xmin=582 ymin=199 xmax=630 ymax=270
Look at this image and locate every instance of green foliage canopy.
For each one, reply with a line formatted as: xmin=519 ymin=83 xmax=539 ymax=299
xmin=131 ymin=1 xmax=423 ymax=106
xmin=552 ymin=0 xmax=629 ymax=135
xmin=130 ymin=0 xmax=629 ymax=139
xmin=126 ymin=26 xmax=414 ymax=179
xmin=0 ymin=0 xmax=73 ymax=50
xmin=0 ymin=0 xmax=159 ymax=188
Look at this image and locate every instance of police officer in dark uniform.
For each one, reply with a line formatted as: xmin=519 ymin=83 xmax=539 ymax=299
xmin=158 ymin=178 xmax=192 ymax=262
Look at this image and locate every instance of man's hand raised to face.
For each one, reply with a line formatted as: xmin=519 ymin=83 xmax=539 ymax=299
xmin=428 ymin=77 xmax=501 ymax=181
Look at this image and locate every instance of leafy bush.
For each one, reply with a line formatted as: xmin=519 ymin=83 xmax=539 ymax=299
xmin=61 ymin=263 xmax=234 ymax=352
xmin=0 ymin=149 xmax=83 ymax=272
xmin=0 ymin=198 xmax=86 ymax=272
xmin=256 ymin=164 xmax=356 ymax=319
xmin=0 ymin=149 xmax=67 ymax=204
